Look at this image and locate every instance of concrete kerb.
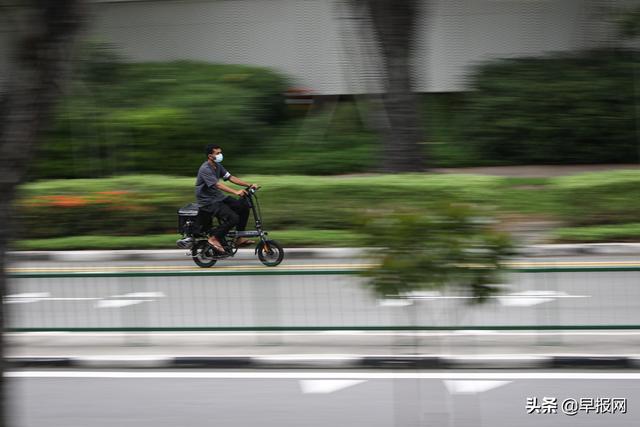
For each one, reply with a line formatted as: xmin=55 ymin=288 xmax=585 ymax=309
xmin=7 ymin=248 xmax=367 ymax=262
xmin=7 ymin=244 xmax=640 ymax=262
xmin=6 ymin=354 xmax=640 ymax=369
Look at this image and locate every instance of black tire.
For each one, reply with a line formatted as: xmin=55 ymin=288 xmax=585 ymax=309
xmin=257 ymin=240 xmax=284 ymax=267
xmin=191 ymin=241 xmax=218 ymax=268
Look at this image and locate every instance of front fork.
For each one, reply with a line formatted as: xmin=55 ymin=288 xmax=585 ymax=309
xmin=246 ymin=194 xmax=271 ymax=254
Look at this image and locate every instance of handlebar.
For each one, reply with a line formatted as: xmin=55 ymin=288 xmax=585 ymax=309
xmin=241 ymin=186 xmax=260 ymax=197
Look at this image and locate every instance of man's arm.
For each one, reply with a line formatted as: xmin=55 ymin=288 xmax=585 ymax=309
xmin=229 ymin=175 xmax=257 ymax=188
xmin=216 ymin=181 xmax=245 ymax=196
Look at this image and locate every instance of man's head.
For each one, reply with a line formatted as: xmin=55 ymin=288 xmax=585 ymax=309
xmin=205 ymin=144 xmax=223 ymax=163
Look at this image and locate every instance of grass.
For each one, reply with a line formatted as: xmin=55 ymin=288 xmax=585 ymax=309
xmin=553 ymin=223 xmax=640 ymax=243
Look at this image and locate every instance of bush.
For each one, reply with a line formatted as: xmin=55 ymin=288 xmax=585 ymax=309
xmin=462 ymin=49 xmax=639 ymax=165
xmin=242 ymin=102 xmax=378 ymax=175
xmin=553 ymin=223 xmax=640 ymax=243
xmin=419 ymin=93 xmax=480 ymax=167
xmin=358 ymin=206 xmax=513 ymax=301
xmin=13 ymin=170 xmax=640 ymax=240
xmin=31 ymin=59 xmax=290 ymax=179
xmin=551 ymin=170 xmax=640 ymax=225
xmin=15 ymin=174 xmax=501 ymax=239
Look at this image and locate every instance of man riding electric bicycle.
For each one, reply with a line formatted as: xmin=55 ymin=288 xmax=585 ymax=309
xmin=196 ymin=144 xmax=258 ymax=253
xmin=176 ymin=144 xmax=283 ymax=268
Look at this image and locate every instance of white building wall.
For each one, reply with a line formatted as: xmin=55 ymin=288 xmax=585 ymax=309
xmin=87 ymin=0 xmax=348 ymax=93
xmin=1 ymin=0 xmax=634 ymax=94
xmin=416 ymin=0 xmax=594 ymax=91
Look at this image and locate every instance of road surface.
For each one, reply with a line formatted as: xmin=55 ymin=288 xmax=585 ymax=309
xmin=8 ymin=369 xmax=638 ymax=427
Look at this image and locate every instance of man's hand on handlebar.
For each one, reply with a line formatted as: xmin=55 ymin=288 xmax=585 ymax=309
xmin=236 ymin=184 xmax=260 ymax=197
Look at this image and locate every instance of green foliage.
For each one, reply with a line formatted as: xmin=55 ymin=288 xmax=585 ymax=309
xmin=14 ymin=173 xmax=500 ymax=238
xmin=14 ymin=170 xmax=640 ymax=241
xmin=33 ymin=56 xmax=290 ymax=179
xmin=241 ymin=103 xmax=377 ymax=174
xmin=617 ymin=6 xmax=640 ymax=39
xmin=15 ymin=229 xmax=363 ymax=250
xmin=551 ymin=170 xmax=640 ymax=225
xmin=357 ymin=205 xmax=513 ymax=301
xmin=33 ymin=42 xmax=378 ymax=177
xmin=419 ymin=93 xmax=480 ymax=167
xmin=26 ymin=43 xmax=640 ymax=179
xmin=74 ymin=41 xmax=124 ymax=86
xmin=553 ymin=223 xmax=640 ymax=243
xmin=462 ymin=49 xmax=639 ymax=165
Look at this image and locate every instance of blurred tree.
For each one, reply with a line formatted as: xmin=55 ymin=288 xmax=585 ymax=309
xmin=357 ymin=205 xmax=513 ymax=320
xmin=617 ymin=5 xmax=640 ymax=39
xmin=0 ymin=1 xmax=85 ymax=426
xmin=463 ymin=49 xmax=638 ymax=164
xmin=359 ymin=0 xmax=426 ymax=172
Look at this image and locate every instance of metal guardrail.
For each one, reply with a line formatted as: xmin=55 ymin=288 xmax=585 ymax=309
xmin=6 ymin=267 xmax=640 ymax=332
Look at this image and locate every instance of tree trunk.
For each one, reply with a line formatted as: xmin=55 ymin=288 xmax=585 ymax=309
xmin=0 ymin=2 xmax=84 ymax=425
xmin=364 ymin=0 xmax=426 ymax=172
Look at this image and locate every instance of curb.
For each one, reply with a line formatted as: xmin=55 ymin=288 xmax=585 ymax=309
xmin=6 ymin=248 xmax=367 ymax=262
xmin=7 ymin=244 xmax=640 ymax=262
xmin=7 ymin=354 xmax=640 ymax=369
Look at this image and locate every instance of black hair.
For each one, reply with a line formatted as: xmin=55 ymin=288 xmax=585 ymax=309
xmin=205 ymin=144 xmax=221 ymax=157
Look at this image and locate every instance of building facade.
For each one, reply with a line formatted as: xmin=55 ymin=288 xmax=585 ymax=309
xmin=2 ymin=0 xmax=637 ymax=93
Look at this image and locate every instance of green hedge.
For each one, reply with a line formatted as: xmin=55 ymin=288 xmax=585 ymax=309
xmin=15 ymin=174 xmax=500 ymax=239
xmin=32 ymin=46 xmax=640 ymax=178
xmin=32 ymin=60 xmax=290 ymax=179
xmin=553 ymin=223 xmax=640 ymax=243
xmin=14 ymin=170 xmax=640 ymax=240
xmin=551 ymin=170 xmax=640 ymax=225
xmin=462 ymin=49 xmax=639 ymax=165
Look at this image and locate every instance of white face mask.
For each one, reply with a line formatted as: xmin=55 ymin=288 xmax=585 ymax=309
xmin=214 ymin=153 xmax=223 ymax=163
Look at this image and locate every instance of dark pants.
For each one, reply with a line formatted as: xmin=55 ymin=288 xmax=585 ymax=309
xmin=208 ymin=197 xmax=250 ymax=240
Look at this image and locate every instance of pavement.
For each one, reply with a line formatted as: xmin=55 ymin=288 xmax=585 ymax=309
xmin=7 ymin=330 xmax=640 ymax=369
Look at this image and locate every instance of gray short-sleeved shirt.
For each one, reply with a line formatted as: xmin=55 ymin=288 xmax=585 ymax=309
xmin=195 ymin=161 xmax=231 ymax=211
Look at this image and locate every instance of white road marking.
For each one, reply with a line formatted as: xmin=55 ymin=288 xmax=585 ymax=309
xmin=378 ymin=299 xmax=413 ymax=307
xmin=8 ymin=330 xmax=640 ymax=338
xmin=405 ymin=291 xmax=442 ymax=298
xmin=4 ymin=291 xmax=164 ymax=307
xmin=6 ymin=293 xmax=50 ymax=299
xmin=95 ymin=300 xmax=151 ymax=308
xmin=110 ymin=292 xmax=165 ymax=298
xmin=4 ymin=293 xmax=101 ymax=304
xmin=498 ymin=290 xmax=590 ymax=307
xmin=299 ymin=380 xmax=366 ymax=394
xmin=377 ymin=290 xmax=591 ymax=307
xmin=4 ymin=293 xmax=51 ymax=304
xmin=11 ymin=353 xmax=639 ymax=360
xmin=443 ymin=380 xmax=511 ymax=394
xmin=7 ymin=371 xmax=640 ymax=379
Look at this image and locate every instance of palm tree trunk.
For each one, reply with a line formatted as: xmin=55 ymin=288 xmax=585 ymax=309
xmin=0 ymin=2 xmax=84 ymax=425
xmin=364 ymin=0 xmax=426 ymax=172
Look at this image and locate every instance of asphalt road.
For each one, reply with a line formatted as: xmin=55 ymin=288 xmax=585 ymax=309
xmin=5 ymin=255 xmax=640 ymax=330
xmin=8 ymin=369 xmax=639 ymax=427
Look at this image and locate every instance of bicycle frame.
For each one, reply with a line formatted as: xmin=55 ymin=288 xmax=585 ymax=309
xmin=225 ymin=187 xmax=268 ymax=243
